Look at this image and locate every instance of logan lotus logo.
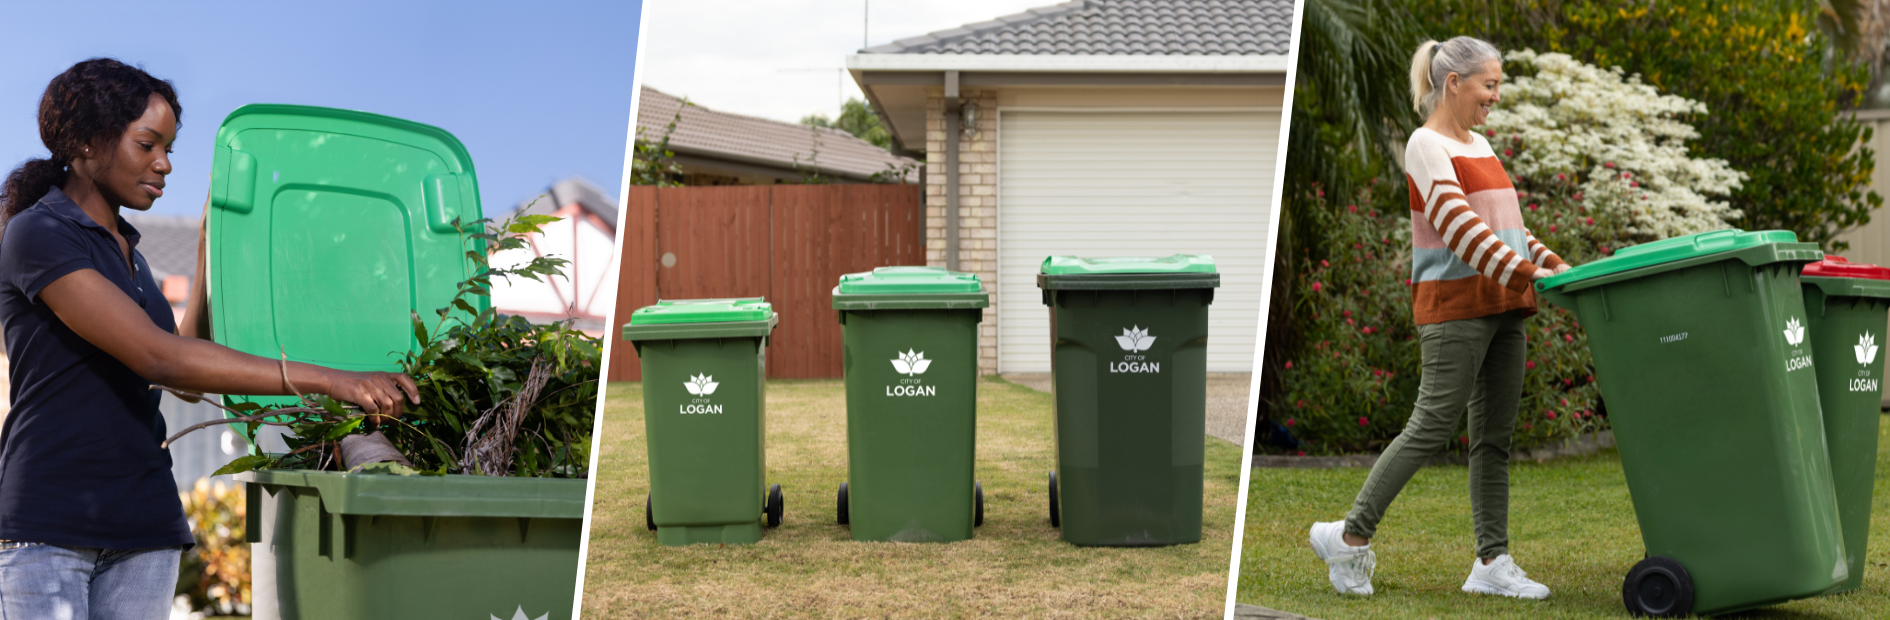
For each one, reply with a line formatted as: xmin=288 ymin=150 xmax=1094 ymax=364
xmin=1858 ymin=333 xmax=1879 ymax=365
xmin=1110 ymin=325 xmax=1161 ymax=374
xmin=892 ymin=350 xmax=932 ymax=376
xmin=493 ymin=608 xmax=548 ymax=620
xmin=1784 ymin=318 xmax=1807 ymax=346
xmin=684 ymin=374 xmax=719 ymax=396
xmin=1115 ymin=326 xmax=1157 ymax=352
xmin=888 ymin=350 xmax=937 ymax=396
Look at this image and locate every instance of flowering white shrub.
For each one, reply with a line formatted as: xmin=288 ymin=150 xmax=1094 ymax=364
xmin=1483 ymin=50 xmax=1746 ymax=239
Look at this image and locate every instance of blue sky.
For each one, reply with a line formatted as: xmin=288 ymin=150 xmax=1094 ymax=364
xmin=0 ymin=0 xmax=642 ymax=218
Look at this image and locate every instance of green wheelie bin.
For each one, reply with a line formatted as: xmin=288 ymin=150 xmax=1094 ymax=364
xmin=1536 ymin=230 xmax=1846 ymax=617
xmin=622 ymin=298 xmax=784 ymax=546
xmin=240 ymin=471 xmax=585 ymax=620
xmin=831 ymin=267 xmax=990 ymax=542
xmin=1036 ymin=255 xmax=1218 ymax=547
xmin=1800 ymin=256 xmax=1890 ymax=594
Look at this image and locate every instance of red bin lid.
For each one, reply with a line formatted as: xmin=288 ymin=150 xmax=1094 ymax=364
xmin=1801 ymin=256 xmax=1890 ymax=280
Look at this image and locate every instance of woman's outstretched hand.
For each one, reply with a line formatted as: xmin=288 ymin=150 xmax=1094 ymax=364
xmin=321 ymin=370 xmax=421 ymax=427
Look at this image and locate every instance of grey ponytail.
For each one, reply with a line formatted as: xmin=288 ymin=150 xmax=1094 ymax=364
xmin=1409 ymin=37 xmax=1501 ymax=117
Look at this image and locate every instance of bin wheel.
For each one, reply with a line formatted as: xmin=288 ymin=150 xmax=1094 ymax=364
xmin=1048 ymin=471 xmax=1060 ymax=528
xmin=974 ymin=480 xmax=985 ymax=527
xmin=766 ymin=483 xmax=785 ymax=528
xmin=1623 ymin=556 xmax=1693 ymax=617
xmin=645 ymin=493 xmax=656 ymax=531
xmin=837 ymin=482 xmax=850 ymax=526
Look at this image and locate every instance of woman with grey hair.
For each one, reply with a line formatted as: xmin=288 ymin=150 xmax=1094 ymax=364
xmin=1305 ymin=36 xmax=1568 ymax=599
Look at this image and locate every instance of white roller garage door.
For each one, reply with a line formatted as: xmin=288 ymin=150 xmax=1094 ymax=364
xmin=997 ymin=110 xmax=1277 ymax=372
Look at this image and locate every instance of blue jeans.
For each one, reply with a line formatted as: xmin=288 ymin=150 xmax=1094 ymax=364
xmin=0 ymin=542 xmax=180 ymax=620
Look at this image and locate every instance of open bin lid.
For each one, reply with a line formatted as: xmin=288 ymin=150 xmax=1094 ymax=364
xmin=832 ymin=266 xmax=988 ymax=310
xmin=1036 ymin=254 xmax=1221 ymax=290
xmin=1802 ymin=256 xmax=1890 ymax=299
xmin=1536 ymin=229 xmax=1821 ymax=296
xmin=624 ymin=298 xmax=778 ymax=341
xmin=207 ymin=104 xmax=486 ymax=409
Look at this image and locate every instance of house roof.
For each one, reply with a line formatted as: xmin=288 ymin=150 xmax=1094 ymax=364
xmin=861 ymin=0 xmax=1294 ymax=56
xmin=124 ymin=212 xmax=200 ymax=282
xmin=636 ymin=86 xmax=916 ymax=182
xmin=515 ymin=176 xmax=618 ymax=229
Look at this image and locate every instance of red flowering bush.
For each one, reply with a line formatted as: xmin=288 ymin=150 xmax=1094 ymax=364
xmin=1269 ymin=171 xmax=1622 ymax=454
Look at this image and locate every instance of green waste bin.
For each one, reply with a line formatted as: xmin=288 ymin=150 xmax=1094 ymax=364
xmin=1799 ymin=256 xmax=1890 ymax=594
xmin=622 ymin=298 xmax=783 ymax=546
xmin=208 ymin=105 xmax=486 ymax=403
xmin=241 ymin=470 xmax=585 ymax=620
xmin=1537 ymin=229 xmax=1845 ymax=617
xmin=831 ymin=267 xmax=990 ymax=542
xmin=1036 ymin=255 xmax=1218 ymax=547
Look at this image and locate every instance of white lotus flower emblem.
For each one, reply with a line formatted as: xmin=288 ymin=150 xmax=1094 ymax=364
xmin=492 ymin=607 xmax=548 ymax=620
xmin=892 ymin=349 xmax=933 ymax=376
xmin=1857 ymin=332 xmax=1878 ymax=365
xmin=684 ymin=374 xmax=719 ymax=396
xmin=1783 ymin=318 xmax=1806 ymax=346
xmin=1115 ymin=326 xmax=1157 ymax=352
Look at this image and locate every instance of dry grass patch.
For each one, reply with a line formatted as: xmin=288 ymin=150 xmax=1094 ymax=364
xmin=1238 ymin=419 xmax=1890 ymax=619
xmin=582 ymin=377 xmax=1243 ymax=619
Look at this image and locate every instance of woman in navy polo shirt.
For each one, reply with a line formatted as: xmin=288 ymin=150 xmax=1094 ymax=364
xmin=0 ymin=59 xmax=419 ymax=619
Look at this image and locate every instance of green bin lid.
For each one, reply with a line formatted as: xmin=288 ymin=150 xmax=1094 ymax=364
xmin=1037 ymin=254 xmax=1220 ymax=291
xmin=1538 ymin=229 xmax=1815 ymax=293
xmin=630 ymin=298 xmax=773 ymax=324
xmin=837 ymin=266 xmax=983 ymax=294
xmin=832 ymin=267 xmax=988 ymax=311
xmin=207 ymin=104 xmax=485 ymax=413
xmin=1040 ymin=254 xmax=1216 ymax=275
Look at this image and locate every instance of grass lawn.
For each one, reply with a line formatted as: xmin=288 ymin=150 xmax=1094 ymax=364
xmin=1237 ymin=419 xmax=1890 ymax=619
xmin=581 ymin=377 xmax=1245 ymax=619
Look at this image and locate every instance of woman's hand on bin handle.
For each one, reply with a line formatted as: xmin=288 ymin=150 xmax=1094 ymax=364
xmin=321 ymin=370 xmax=421 ymax=428
xmin=1528 ymin=263 xmax=1574 ymax=281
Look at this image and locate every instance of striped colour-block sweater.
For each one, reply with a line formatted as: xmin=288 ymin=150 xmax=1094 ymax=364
xmin=1404 ymin=127 xmax=1566 ymax=325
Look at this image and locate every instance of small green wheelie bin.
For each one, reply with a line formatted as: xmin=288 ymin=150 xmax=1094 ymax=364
xmin=831 ymin=267 xmax=990 ymax=542
xmin=1036 ymin=255 xmax=1218 ymax=547
xmin=1799 ymin=256 xmax=1890 ymax=594
xmin=622 ymin=298 xmax=784 ymax=546
xmin=1536 ymin=230 xmax=1846 ymax=617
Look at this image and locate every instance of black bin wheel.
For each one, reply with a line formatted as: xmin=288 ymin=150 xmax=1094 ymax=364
xmin=765 ymin=483 xmax=785 ymax=528
xmin=837 ymin=482 xmax=850 ymax=525
xmin=1048 ymin=471 xmax=1060 ymax=528
xmin=1623 ymin=556 xmax=1693 ymax=617
xmin=645 ymin=493 xmax=656 ymax=531
xmin=974 ymin=480 xmax=985 ymax=527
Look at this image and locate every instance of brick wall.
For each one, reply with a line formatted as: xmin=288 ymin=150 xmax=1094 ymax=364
xmin=924 ymin=89 xmax=1001 ymax=374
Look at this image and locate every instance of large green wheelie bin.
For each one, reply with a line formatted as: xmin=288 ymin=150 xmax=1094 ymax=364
xmin=207 ymin=105 xmax=516 ymax=619
xmin=623 ymin=298 xmax=784 ymax=546
xmin=1036 ymin=255 xmax=1218 ymax=547
xmin=1800 ymin=256 xmax=1890 ymax=594
xmin=831 ymin=267 xmax=990 ymax=542
xmin=1536 ymin=229 xmax=1845 ymax=617
xmin=240 ymin=471 xmax=585 ymax=620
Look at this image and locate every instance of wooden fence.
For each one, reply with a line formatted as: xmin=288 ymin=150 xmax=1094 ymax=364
xmin=607 ymin=184 xmax=925 ymax=381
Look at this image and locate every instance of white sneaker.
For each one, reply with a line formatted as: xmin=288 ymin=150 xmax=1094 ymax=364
xmin=1308 ymin=521 xmax=1375 ymax=595
xmin=1462 ymin=554 xmax=1551 ymax=599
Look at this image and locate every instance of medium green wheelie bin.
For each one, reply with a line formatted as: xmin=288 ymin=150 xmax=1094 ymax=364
xmin=1799 ymin=256 xmax=1890 ymax=594
xmin=831 ymin=267 xmax=990 ymax=542
xmin=622 ymin=298 xmax=784 ymax=546
xmin=1536 ymin=229 xmax=1845 ymax=617
xmin=1036 ymin=255 xmax=1218 ymax=547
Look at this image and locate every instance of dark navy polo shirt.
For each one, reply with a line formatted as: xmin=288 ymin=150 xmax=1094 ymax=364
xmin=0 ymin=186 xmax=191 ymax=549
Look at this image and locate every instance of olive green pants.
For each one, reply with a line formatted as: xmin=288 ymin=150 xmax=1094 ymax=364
xmin=1344 ymin=309 xmax=1527 ymax=559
